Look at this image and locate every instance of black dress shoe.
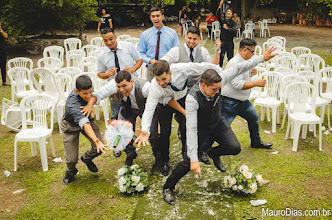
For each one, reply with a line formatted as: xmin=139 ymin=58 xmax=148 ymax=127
xmin=163 ymin=188 xmax=176 ymax=205
xmin=2 ymin=82 xmax=9 ymax=86
xmin=199 ymin=152 xmax=211 ymax=165
xmin=63 ymin=169 xmax=78 ymax=184
xmin=160 ymin=162 xmax=170 ymax=176
xmin=81 ymin=156 xmax=98 ymax=172
xmin=251 ymin=141 xmax=273 ymax=149
xmin=211 ymin=156 xmax=226 ymax=172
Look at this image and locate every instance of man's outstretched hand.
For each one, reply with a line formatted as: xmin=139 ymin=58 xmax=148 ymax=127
xmin=263 ymin=46 xmax=277 ymax=61
xmin=134 ymin=128 xmax=150 ymax=148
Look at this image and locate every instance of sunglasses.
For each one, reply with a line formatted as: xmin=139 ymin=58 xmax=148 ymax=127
xmin=245 ymin=47 xmax=255 ymax=54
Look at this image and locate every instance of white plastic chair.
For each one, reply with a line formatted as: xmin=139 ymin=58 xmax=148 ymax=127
xmin=253 ymin=71 xmax=284 ymax=133
xmin=249 ymin=75 xmax=261 ymax=101
xmin=64 ymin=38 xmax=82 ymax=53
xmin=117 ymin=35 xmax=131 ymax=42
xmin=275 ymin=56 xmax=298 ymax=73
xmin=254 ymin=45 xmax=262 ymax=56
xmin=291 ymin=46 xmax=311 ymax=58
xmin=43 ymin=46 xmax=64 ymax=65
xmin=277 ymin=52 xmax=296 ymax=59
xmin=279 ymin=74 xmax=307 ymax=129
xmin=37 ymin=57 xmax=62 ymax=73
xmin=125 ymin=37 xmax=140 ymax=48
xmin=138 ymin=64 xmax=147 ymax=80
xmin=275 ymin=67 xmax=293 ymax=76
xmin=7 ymin=67 xmax=38 ymax=102
xmin=58 ymin=67 xmax=82 ymax=79
xmin=89 ymin=49 xmax=103 ymax=57
xmin=261 ymin=21 xmax=270 ymax=37
xmin=271 ymin=36 xmax=286 ymax=48
xmin=211 ymin=21 xmax=220 ymax=40
xmin=242 ymin=23 xmax=254 ymax=39
xmin=14 ymin=94 xmax=56 ymax=171
xmin=7 ymin=57 xmax=33 ymax=70
xmin=319 ymin=67 xmax=332 ymax=130
xmin=312 ymin=54 xmax=325 ymax=73
xmin=284 ymin=82 xmax=322 ymax=152
xmin=55 ymin=73 xmax=72 ymax=132
xmin=66 ymin=50 xmax=85 ymax=68
xmin=91 ymin=37 xmax=105 ymax=48
xmin=1 ymin=98 xmax=26 ymax=132
xmin=82 ymin=45 xmax=98 ymax=57
xmin=267 ymin=38 xmax=284 ymax=48
xmin=80 ymin=56 xmax=98 ymax=72
xmin=297 ymin=54 xmax=315 ymax=72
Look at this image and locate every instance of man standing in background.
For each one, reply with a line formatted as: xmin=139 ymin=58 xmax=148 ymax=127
xmin=0 ymin=21 xmax=8 ymax=86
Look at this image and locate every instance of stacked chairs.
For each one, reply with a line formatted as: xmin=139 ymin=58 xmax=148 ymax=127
xmin=291 ymin=46 xmax=311 ymax=58
xmin=43 ymin=46 xmax=64 ymax=65
xmin=66 ymin=50 xmax=85 ymax=68
xmin=64 ymin=38 xmax=82 ymax=53
xmin=82 ymin=45 xmax=98 ymax=57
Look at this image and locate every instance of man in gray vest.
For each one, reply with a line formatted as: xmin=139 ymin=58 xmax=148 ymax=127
xmin=81 ymin=71 xmax=163 ymax=166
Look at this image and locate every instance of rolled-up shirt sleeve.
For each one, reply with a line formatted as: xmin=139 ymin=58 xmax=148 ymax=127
xmin=230 ymin=74 xmax=246 ymax=90
xmin=93 ymin=79 xmax=117 ymax=105
xmin=186 ymin=94 xmax=199 ymax=163
xmin=67 ymin=99 xmax=90 ymax=129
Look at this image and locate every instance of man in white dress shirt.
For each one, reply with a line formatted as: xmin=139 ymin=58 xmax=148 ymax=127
xmin=97 ymin=27 xmax=143 ymax=120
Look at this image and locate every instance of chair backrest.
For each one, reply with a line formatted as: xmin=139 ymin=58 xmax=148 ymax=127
xmin=212 ymin=21 xmax=220 ymax=30
xmin=43 ymin=46 xmax=64 ymax=65
xmin=297 ymin=70 xmax=319 ymax=93
xmin=20 ymin=94 xmax=56 ymax=130
xmin=91 ymin=37 xmax=105 ymax=48
xmin=312 ymin=54 xmax=325 ymax=73
xmin=7 ymin=57 xmax=33 ymax=70
xmin=285 ymin=82 xmax=316 ymax=114
xmin=7 ymin=67 xmax=34 ymax=100
xmin=58 ymin=67 xmax=82 ymax=78
xmin=244 ymin=23 xmax=254 ymax=31
xmin=82 ymin=45 xmax=98 ymax=57
xmin=271 ymin=36 xmax=286 ymax=48
xmin=117 ymin=35 xmax=131 ymax=42
xmin=291 ymin=46 xmax=311 ymax=58
xmin=125 ymin=37 xmax=139 ymax=48
xmin=89 ymin=49 xmax=103 ymax=57
xmin=277 ymin=52 xmax=296 ymax=59
xmin=319 ymin=67 xmax=332 ymax=95
xmin=258 ymin=71 xmax=284 ymax=99
xmin=64 ymin=38 xmax=82 ymax=53
xmin=280 ymin=74 xmax=307 ymax=102
xmin=254 ymin=45 xmax=262 ymax=56
xmin=80 ymin=56 xmax=98 ymax=72
xmin=37 ymin=57 xmax=62 ymax=73
xmin=275 ymin=67 xmax=293 ymax=76
xmin=275 ymin=56 xmax=298 ymax=73
xmin=263 ymin=41 xmax=285 ymax=52
xmin=267 ymin=38 xmax=283 ymax=48
xmin=255 ymin=66 xmax=267 ymax=77
xmin=55 ymin=73 xmax=73 ymax=99
xmin=29 ymin=68 xmax=59 ymax=101
xmin=66 ymin=50 xmax=85 ymax=68
xmin=297 ymin=54 xmax=317 ymax=72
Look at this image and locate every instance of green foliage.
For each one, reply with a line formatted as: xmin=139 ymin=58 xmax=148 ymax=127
xmin=1 ymin=0 xmax=97 ymax=39
xmin=298 ymin=0 xmax=332 ymax=18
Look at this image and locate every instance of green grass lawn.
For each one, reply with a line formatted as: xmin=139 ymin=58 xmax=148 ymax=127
xmin=0 ymin=39 xmax=331 ymax=220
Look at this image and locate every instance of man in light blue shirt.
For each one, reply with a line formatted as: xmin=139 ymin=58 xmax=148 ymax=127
xmin=137 ymin=7 xmax=180 ymax=81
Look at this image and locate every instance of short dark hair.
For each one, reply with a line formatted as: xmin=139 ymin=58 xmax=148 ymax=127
xmin=150 ymin=7 xmax=163 ymax=15
xmin=100 ymin=27 xmax=115 ymax=35
xmin=76 ymin=75 xmax=92 ymax=91
xmin=115 ymin=70 xmax=132 ymax=83
xmin=239 ymin=38 xmax=257 ymax=50
xmin=187 ymin=26 xmax=200 ymax=36
xmin=153 ymin=60 xmax=170 ymax=76
xmin=200 ymin=69 xmax=222 ymax=86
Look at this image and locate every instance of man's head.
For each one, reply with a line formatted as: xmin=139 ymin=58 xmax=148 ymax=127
xmin=225 ymin=9 xmax=233 ymax=19
xmin=115 ymin=71 xmax=134 ymax=97
xmin=101 ymin=8 xmax=106 ymax=15
xmin=75 ymin=75 xmax=93 ymax=102
xmin=153 ymin=60 xmax=172 ymax=88
xmin=185 ymin=26 xmax=200 ymax=49
xmin=200 ymin=69 xmax=222 ymax=98
xmin=233 ymin=12 xmax=238 ymax=17
xmin=182 ymin=5 xmax=186 ymax=11
xmin=239 ymin=38 xmax=257 ymax=60
xmin=101 ymin=27 xmax=117 ymax=50
xmin=150 ymin=7 xmax=164 ymax=30
xmin=208 ymin=11 xmax=214 ymax=17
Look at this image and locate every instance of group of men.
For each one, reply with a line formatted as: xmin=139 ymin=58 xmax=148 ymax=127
xmin=61 ymin=7 xmax=275 ymax=205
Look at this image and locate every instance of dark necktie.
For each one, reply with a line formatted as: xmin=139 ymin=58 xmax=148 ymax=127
xmin=189 ymin=48 xmax=194 ymax=62
xmin=121 ymin=96 xmax=132 ymax=118
xmin=155 ymin=31 xmax=161 ymax=60
xmin=169 ymin=79 xmax=188 ymax=91
xmin=113 ymin=50 xmax=120 ymax=72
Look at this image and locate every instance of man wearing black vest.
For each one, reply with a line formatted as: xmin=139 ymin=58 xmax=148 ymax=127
xmin=82 ymin=71 xmax=163 ymax=166
xmin=162 ymin=47 xmax=277 ymax=205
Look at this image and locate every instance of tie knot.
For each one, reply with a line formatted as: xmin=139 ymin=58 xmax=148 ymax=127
xmin=190 ymin=48 xmax=194 ymax=52
xmin=157 ymin=31 xmax=161 ymax=35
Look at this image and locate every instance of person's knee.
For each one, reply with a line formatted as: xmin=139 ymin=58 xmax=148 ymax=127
xmin=233 ymin=142 xmax=241 ymax=155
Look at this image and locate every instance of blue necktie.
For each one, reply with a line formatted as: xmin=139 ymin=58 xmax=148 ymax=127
xmin=169 ymin=79 xmax=188 ymax=91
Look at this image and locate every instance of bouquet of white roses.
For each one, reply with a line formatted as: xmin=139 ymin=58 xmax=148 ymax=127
xmin=115 ymin=164 xmax=148 ymax=194
xmin=224 ymin=165 xmax=269 ymax=194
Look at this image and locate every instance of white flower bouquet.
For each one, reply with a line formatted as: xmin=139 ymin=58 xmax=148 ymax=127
xmin=104 ymin=119 xmax=135 ymax=157
xmin=115 ymin=164 xmax=148 ymax=194
xmin=224 ymin=165 xmax=269 ymax=194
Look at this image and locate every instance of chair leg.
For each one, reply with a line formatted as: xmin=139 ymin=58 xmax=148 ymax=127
xmin=38 ymin=139 xmax=48 ymax=172
xmin=302 ymin=124 xmax=307 ymax=139
xmin=277 ymin=107 xmax=280 ymax=124
xmin=281 ymin=108 xmax=287 ymax=129
xmin=267 ymin=108 xmax=271 ymax=122
xmin=30 ymin=142 xmax=37 ymax=157
xmin=14 ymin=138 xmax=18 ymax=171
xmin=319 ymin=122 xmax=322 ymax=152
xmin=271 ymin=107 xmax=277 ymax=133
xmin=261 ymin=106 xmax=265 ymax=121
xmin=327 ymin=103 xmax=331 ymax=130
xmin=285 ymin=119 xmax=291 ymax=139
xmin=49 ymin=135 xmax=56 ymax=157
xmin=292 ymin=122 xmax=301 ymax=152
xmin=94 ymin=106 xmax=100 ymax=121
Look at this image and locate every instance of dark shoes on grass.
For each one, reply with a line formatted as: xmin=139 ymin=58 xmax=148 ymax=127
xmin=81 ymin=156 xmax=98 ymax=172
xmin=251 ymin=141 xmax=273 ymax=149
xmin=163 ymin=188 xmax=176 ymax=205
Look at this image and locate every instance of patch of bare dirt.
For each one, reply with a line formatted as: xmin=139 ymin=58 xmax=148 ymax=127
xmin=306 ymin=178 xmax=332 ymax=199
xmin=0 ymin=179 xmax=26 ymax=217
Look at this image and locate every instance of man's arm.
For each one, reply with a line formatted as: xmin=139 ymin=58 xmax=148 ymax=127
xmin=83 ymin=123 xmax=108 ymax=153
xmin=97 ymin=20 xmax=101 ymax=32
xmin=108 ymin=18 xmax=113 ymax=29
xmin=123 ymin=59 xmax=143 ymax=73
xmin=242 ymin=79 xmax=266 ymax=90
xmin=161 ymin=46 xmax=179 ymax=66
xmin=0 ymin=25 xmax=8 ymax=38
xmin=168 ymin=98 xmax=186 ymax=116
xmin=212 ymin=38 xmax=221 ymax=65
xmin=122 ymin=44 xmax=143 ymax=73
xmin=137 ymin=33 xmax=152 ymax=66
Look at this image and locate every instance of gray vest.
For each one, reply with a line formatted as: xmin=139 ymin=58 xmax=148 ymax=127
xmin=178 ymin=44 xmax=204 ymax=63
xmin=116 ymin=76 xmax=147 ymax=117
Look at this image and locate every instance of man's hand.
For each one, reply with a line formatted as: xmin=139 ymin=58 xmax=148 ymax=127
xmin=263 ymin=46 xmax=277 ymax=61
xmin=250 ymin=68 xmax=257 ymax=77
xmin=134 ymin=128 xmax=150 ymax=148
xmin=149 ymin=60 xmax=157 ymax=66
xmin=223 ymin=24 xmax=228 ymax=30
xmin=95 ymin=139 xmax=109 ymax=154
xmin=107 ymin=68 xmax=117 ymax=77
xmin=190 ymin=161 xmax=201 ymax=176
xmin=123 ymin=66 xmax=134 ymax=73
xmin=219 ymin=0 xmax=224 ymax=8
xmin=81 ymin=104 xmax=94 ymax=118
xmin=255 ymin=79 xmax=266 ymax=87
xmin=215 ymin=38 xmax=221 ymax=48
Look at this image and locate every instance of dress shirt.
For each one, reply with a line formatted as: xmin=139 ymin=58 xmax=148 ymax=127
xmin=97 ymin=41 xmax=142 ymax=78
xmin=161 ymin=43 xmax=212 ymax=65
xmin=137 ymin=25 xmax=180 ymax=68
xmin=221 ymin=53 xmax=253 ymax=101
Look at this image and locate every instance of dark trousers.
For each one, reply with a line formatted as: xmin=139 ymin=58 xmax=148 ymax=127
xmin=61 ymin=118 xmax=103 ymax=176
xmin=219 ymin=41 xmax=234 ymax=68
xmin=163 ymin=117 xmax=241 ymax=191
xmin=0 ymin=50 xmax=7 ymax=83
xmin=157 ymin=96 xmax=186 ymax=163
